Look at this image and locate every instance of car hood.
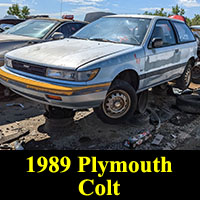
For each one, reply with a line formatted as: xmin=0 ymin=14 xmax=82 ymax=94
xmin=6 ymin=38 xmax=134 ymax=70
xmin=0 ymin=33 xmax=36 ymax=42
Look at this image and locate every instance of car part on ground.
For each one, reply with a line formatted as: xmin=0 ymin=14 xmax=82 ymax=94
xmin=136 ymin=90 xmax=149 ymax=114
xmin=44 ymin=105 xmax=75 ymax=119
xmin=176 ymin=92 xmax=200 ymax=114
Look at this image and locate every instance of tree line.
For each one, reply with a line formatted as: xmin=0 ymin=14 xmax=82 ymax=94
xmin=5 ymin=3 xmax=200 ymax=26
xmin=143 ymin=4 xmax=200 ymax=26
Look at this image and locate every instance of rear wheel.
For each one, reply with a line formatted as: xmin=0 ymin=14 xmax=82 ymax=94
xmin=175 ymin=61 xmax=193 ymax=90
xmin=94 ymin=80 xmax=137 ymax=124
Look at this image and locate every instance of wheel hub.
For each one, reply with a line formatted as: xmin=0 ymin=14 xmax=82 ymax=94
xmin=103 ymin=90 xmax=131 ymax=119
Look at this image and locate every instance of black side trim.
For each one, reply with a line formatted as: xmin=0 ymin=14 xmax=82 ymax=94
xmin=139 ymin=62 xmax=187 ymax=80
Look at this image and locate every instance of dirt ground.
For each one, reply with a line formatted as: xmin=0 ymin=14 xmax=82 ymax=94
xmin=0 ymin=82 xmax=200 ymax=150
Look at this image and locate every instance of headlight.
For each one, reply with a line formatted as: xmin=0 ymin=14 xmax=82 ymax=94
xmin=5 ymin=57 xmax=13 ymax=68
xmin=46 ymin=69 xmax=76 ymax=81
xmin=46 ymin=68 xmax=99 ymax=81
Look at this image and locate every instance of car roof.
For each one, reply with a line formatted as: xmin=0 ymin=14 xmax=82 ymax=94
xmin=105 ymin=14 xmax=185 ymax=23
xmin=29 ymin=17 xmax=88 ymax=24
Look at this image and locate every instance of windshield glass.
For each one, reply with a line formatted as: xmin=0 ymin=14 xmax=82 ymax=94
xmin=4 ymin=19 xmax=58 ymax=39
xmin=73 ymin=17 xmax=151 ymax=45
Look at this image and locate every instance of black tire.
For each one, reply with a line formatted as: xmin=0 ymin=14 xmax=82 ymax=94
xmin=137 ymin=90 xmax=149 ymax=114
xmin=176 ymin=94 xmax=200 ymax=114
xmin=44 ymin=105 xmax=75 ymax=119
xmin=192 ymin=77 xmax=200 ymax=84
xmin=175 ymin=61 xmax=193 ymax=90
xmin=94 ymin=79 xmax=137 ymax=124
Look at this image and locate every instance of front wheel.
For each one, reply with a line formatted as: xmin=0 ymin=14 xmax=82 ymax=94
xmin=94 ymin=80 xmax=137 ymax=124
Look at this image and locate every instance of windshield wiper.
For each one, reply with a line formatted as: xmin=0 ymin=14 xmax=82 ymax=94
xmin=70 ymin=36 xmax=88 ymax=40
xmin=89 ymin=38 xmax=118 ymax=43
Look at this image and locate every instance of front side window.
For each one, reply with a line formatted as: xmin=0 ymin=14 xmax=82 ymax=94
xmin=73 ymin=17 xmax=151 ymax=45
xmin=173 ymin=22 xmax=195 ymax=43
xmin=4 ymin=19 xmax=58 ymax=39
xmin=151 ymin=20 xmax=176 ymax=47
xmin=56 ymin=23 xmax=85 ymax=38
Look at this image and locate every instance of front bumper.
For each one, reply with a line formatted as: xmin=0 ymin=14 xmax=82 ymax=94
xmin=0 ymin=66 xmax=110 ymax=109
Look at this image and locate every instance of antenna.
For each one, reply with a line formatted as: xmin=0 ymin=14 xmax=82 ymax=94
xmin=60 ymin=0 xmax=63 ymax=17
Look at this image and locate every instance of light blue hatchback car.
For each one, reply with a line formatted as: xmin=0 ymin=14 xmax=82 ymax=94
xmin=0 ymin=15 xmax=197 ymax=124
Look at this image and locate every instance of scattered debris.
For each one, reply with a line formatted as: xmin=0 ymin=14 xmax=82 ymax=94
xmin=0 ymin=143 xmax=12 ymax=150
xmin=0 ymin=130 xmax=30 ymax=145
xmin=79 ymin=136 xmax=92 ymax=144
xmin=151 ymin=134 xmax=164 ymax=146
xmin=170 ymin=113 xmax=197 ymax=126
xmin=14 ymin=141 xmax=24 ymax=150
xmin=6 ymin=103 xmax=24 ymax=109
xmin=148 ymin=108 xmax=161 ymax=133
xmin=123 ymin=130 xmax=152 ymax=149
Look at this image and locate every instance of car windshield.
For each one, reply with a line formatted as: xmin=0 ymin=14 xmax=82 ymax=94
xmin=4 ymin=19 xmax=58 ymax=39
xmin=72 ymin=17 xmax=151 ymax=45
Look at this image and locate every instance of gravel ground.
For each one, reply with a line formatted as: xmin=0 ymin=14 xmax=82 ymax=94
xmin=0 ymin=82 xmax=200 ymax=150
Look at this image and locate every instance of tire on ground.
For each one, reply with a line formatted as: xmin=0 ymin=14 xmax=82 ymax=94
xmin=176 ymin=94 xmax=200 ymax=114
xmin=44 ymin=105 xmax=75 ymax=119
xmin=94 ymin=79 xmax=137 ymax=124
xmin=136 ymin=90 xmax=149 ymax=114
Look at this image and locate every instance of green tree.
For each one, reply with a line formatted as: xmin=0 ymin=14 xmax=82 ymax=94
xmin=143 ymin=4 xmax=185 ymax=17
xmin=171 ymin=4 xmax=185 ymax=16
xmin=191 ymin=14 xmax=200 ymax=25
xmin=154 ymin=8 xmax=168 ymax=17
xmin=144 ymin=8 xmax=167 ymax=17
xmin=185 ymin=17 xmax=192 ymax=26
xmin=7 ymin=4 xmax=30 ymax=19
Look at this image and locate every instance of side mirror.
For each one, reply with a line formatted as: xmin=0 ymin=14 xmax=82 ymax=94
xmin=4 ymin=26 xmax=10 ymax=31
xmin=151 ymin=37 xmax=163 ymax=48
xmin=51 ymin=32 xmax=64 ymax=40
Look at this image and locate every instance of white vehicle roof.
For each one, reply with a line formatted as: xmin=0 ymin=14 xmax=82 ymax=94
xmin=105 ymin=14 xmax=185 ymax=23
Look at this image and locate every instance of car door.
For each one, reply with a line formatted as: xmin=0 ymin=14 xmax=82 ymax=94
xmin=144 ymin=19 xmax=181 ymax=88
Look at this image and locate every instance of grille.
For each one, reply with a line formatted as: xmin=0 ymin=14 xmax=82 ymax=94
xmin=12 ymin=60 xmax=46 ymax=77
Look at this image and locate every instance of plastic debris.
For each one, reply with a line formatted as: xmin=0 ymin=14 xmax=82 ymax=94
xmin=151 ymin=134 xmax=164 ymax=146
xmin=6 ymin=103 xmax=24 ymax=109
xmin=14 ymin=141 xmax=24 ymax=150
xmin=124 ymin=130 xmax=152 ymax=149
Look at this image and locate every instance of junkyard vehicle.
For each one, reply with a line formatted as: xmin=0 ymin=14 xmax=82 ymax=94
xmin=0 ymin=15 xmax=197 ymax=124
xmin=191 ymin=25 xmax=200 ymax=57
xmin=0 ymin=17 xmax=24 ymax=32
xmin=190 ymin=26 xmax=200 ymax=83
xmin=84 ymin=12 xmax=116 ymax=23
xmin=0 ymin=17 xmax=88 ymax=67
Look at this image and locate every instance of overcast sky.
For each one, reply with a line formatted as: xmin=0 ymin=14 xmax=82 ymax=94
xmin=0 ymin=0 xmax=200 ymax=20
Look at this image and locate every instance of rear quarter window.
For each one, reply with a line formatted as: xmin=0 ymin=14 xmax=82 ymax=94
xmin=173 ymin=21 xmax=195 ymax=43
